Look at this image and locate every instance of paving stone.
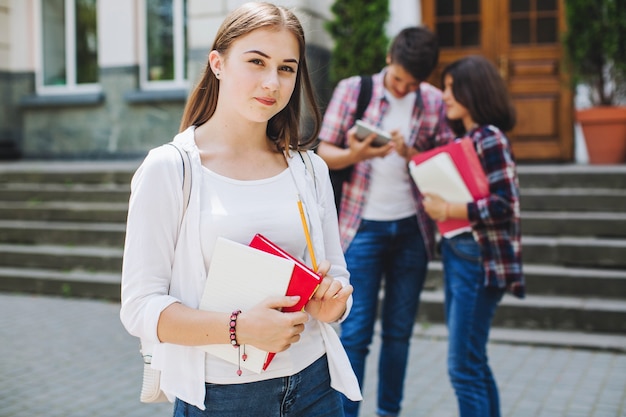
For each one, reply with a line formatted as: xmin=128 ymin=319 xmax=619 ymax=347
xmin=1 ymin=293 xmax=625 ymax=417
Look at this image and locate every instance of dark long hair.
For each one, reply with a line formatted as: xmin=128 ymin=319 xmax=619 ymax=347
xmin=441 ymin=55 xmax=516 ymax=136
xmin=179 ymin=2 xmax=321 ymax=151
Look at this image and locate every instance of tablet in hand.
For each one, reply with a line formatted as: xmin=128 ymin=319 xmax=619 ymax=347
xmin=355 ymin=120 xmax=392 ymax=147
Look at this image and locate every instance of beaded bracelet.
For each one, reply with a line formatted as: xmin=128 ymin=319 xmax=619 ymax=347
xmin=229 ymin=310 xmax=246 ymax=376
xmin=229 ymin=310 xmax=241 ymax=347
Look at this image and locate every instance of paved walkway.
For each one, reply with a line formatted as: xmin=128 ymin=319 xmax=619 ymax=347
xmin=1 ymin=293 xmax=625 ymax=417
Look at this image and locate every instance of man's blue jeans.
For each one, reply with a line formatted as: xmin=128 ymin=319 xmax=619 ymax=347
xmin=340 ymin=216 xmax=428 ymax=417
xmin=441 ymin=233 xmax=505 ymax=417
xmin=173 ymin=355 xmax=343 ymax=417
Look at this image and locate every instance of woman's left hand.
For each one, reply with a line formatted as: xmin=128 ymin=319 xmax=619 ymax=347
xmin=423 ymin=192 xmax=448 ymax=221
xmin=305 ymin=260 xmax=353 ymax=323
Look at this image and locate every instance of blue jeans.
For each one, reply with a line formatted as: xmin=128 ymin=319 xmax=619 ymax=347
xmin=340 ymin=216 xmax=428 ymax=417
xmin=173 ymin=355 xmax=343 ymax=417
xmin=441 ymin=234 xmax=505 ymax=417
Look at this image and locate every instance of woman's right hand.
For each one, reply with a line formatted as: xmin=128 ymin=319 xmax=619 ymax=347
xmin=236 ymin=296 xmax=309 ymax=352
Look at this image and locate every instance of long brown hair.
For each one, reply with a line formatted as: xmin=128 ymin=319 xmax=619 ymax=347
xmin=179 ymin=2 xmax=321 ymax=151
xmin=441 ymin=55 xmax=516 ymax=136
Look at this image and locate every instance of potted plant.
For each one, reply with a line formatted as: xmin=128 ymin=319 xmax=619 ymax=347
xmin=563 ymin=0 xmax=626 ymax=164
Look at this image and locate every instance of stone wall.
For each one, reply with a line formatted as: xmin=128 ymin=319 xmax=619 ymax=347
xmin=15 ymin=42 xmax=331 ymax=160
xmin=18 ymin=66 xmax=185 ymax=159
xmin=0 ymin=71 xmax=33 ymax=159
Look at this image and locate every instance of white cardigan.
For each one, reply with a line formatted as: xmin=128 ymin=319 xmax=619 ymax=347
xmin=120 ymin=127 xmax=361 ymax=409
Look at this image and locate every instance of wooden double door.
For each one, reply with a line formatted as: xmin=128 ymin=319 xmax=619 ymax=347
xmin=421 ymin=0 xmax=573 ymax=161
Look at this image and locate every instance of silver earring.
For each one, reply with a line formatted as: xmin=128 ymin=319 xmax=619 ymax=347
xmin=215 ymin=72 xmax=220 ymax=78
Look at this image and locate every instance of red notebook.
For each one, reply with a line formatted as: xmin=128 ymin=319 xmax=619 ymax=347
xmin=409 ymin=138 xmax=489 ymax=236
xmin=248 ymin=233 xmax=321 ymax=370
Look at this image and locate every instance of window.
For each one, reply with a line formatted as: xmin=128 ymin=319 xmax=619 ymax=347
xmin=142 ymin=0 xmax=188 ymax=89
xmin=38 ymin=0 xmax=99 ymax=93
xmin=435 ymin=0 xmax=481 ymax=48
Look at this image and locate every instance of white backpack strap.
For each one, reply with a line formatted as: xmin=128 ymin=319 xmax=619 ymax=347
xmin=298 ymin=150 xmax=317 ymax=195
xmin=139 ymin=142 xmax=192 ymax=403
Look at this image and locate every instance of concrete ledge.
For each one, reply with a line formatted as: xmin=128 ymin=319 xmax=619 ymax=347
xmin=124 ymin=88 xmax=188 ymax=103
xmin=19 ymin=92 xmax=105 ymax=108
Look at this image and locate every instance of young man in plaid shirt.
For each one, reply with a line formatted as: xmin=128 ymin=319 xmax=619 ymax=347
xmin=317 ymin=27 xmax=454 ymax=417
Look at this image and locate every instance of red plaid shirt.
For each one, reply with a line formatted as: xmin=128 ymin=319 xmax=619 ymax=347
xmin=466 ymin=125 xmax=525 ymax=298
xmin=318 ymin=70 xmax=454 ymax=258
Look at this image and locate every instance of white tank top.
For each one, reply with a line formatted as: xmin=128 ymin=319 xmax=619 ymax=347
xmin=199 ymin=166 xmax=325 ymax=384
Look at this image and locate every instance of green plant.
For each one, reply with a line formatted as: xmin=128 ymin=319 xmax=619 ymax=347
xmin=324 ymin=0 xmax=389 ymax=86
xmin=563 ymin=0 xmax=626 ymax=105
xmin=61 ymin=283 xmax=72 ymax=297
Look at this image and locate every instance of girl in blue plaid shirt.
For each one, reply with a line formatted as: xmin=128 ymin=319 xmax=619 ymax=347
xmin=422 ymin=55 xmax=525 ymax=417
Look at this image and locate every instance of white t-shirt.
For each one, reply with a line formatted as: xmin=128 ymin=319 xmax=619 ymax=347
xmin=199 ymin=166 xmax=325 ymax=383
xmin=362 ymin=90 xmax=417 ymax=220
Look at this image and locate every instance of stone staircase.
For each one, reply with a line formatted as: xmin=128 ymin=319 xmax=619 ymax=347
xmin=1 ymin=161 xmax=625 ymax=338
xmin=0 ymin=161 xmax=136 ymax=300
xmin=419 ymin=164 xmax=626 ymax=336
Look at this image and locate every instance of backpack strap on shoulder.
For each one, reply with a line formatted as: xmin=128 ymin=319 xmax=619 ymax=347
xmin=165 ymin=142 xmax=192 ymax=222
xmin=298 ymin=150 xmax=317 ymax=195
xmin=355 ymin=75 xmax=373 ymax=122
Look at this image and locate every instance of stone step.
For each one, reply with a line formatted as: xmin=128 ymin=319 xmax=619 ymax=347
xmin=2 ymin=219 xmax=625 ymax=269
xmin=3 ymin=265 xmax=624 ymax=334
xmin=0 ymin=183 xmax=130 ymax=203
xmin=522 ymin=235 xmax=626 ymax=269
xmin=3 ymin=162 xmax=624 ymax=188
xmin=0 ymin=201 xmax=129 ymax=223
xmin=0 ymin=160 xmax=138 ymax=184
xmin=413 ymin=324 xmax=626 ymax=353
xmin=517 ymin=164 xmax=626 ymax=189
xmin=521 ymin=211 xmax=626 ymax=238
xmin=2 ymin=204 xmax=624 ymax=239
xmin=417 ymin=290 xmax=626 ymax=334
xmin=0 ymin=267 xmax=120 ymax=300
xmin=1 ymin=244 xmax=623 ymax=300
xmin=520 ymin=188 xmax=626 ymax=213
xmin=0 ymin=244 xmax=123 ymax=272
xmin=425 ymin=262 xmax=626 ymax=299
xmin=0 ymin=220 xmax=125 ymax=247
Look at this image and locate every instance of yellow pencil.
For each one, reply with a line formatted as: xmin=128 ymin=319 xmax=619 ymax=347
xmin=297 ymin=199 xmax=318 ymax=272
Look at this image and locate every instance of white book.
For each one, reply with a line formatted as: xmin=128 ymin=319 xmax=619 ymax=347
xmin=408 ymin=152 xmax=473 ymax=203
xmin=198 ymin=237 xmax=296 ymax=373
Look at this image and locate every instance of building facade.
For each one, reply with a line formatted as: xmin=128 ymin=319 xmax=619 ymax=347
xmin=0 ymin=0 xmax=364 ymax=159
xmin=0 ymin=1 xmax=583 ymax=162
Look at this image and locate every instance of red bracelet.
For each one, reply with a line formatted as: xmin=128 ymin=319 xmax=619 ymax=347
xmin=229 ymin=310 xmax=241 ymax=347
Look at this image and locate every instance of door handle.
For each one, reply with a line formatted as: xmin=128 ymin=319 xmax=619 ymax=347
xmin=499 ymin=55 xmax=509 ymax=80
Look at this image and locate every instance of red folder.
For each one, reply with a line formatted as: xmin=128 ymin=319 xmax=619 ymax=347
xmin=248 ymin=233 xmax=321 ymax=370
xmin=410 ymin=138 xmax=489 ymax=236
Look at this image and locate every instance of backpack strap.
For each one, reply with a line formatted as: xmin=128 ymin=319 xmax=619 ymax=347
xmin=165 ymin=142 xmax=192 ymax=222
xmin=327 ymin=75 xmax=373 ymax=213
xmin=139 ymin=142 xmax=191 ymax=404
xmin=355 ymin=75 xmax=373 ymax=122
xmin=298 ymin=150 xmax=317 ymax=195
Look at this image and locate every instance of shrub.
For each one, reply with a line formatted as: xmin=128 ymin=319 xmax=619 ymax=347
xmin=324 ymin=0 xmax=389 ymax=86
xmin=563 ymin=0 xmax=626 ymax=105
